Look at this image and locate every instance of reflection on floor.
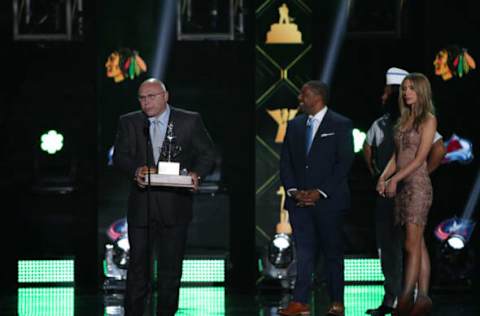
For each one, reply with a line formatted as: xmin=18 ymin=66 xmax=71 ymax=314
xmin=257 ymin=285 xmax=384 ymax=316
xmin=12 ymin=285 xmax=385 ymax=315
xmin=18 ymin=287 xmax=74 ymax=316
xmin=9 ymin=285 xmax=480 ymax=315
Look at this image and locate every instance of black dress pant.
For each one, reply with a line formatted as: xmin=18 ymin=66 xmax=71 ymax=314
xmin=290 ymin=207 xmax=346 ymax=304
xmin=125 ymin=221 xmax=188 ymax=316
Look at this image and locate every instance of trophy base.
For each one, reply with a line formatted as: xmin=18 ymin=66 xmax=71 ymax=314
xmin=145 ymin=174 xmax=194 ymax=188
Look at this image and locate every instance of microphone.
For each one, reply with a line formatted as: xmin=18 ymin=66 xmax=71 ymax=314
xmin=143 ymin=119 xmax=151 ymax=143
xmin=143 ymin=118 xmax=152 ymax=169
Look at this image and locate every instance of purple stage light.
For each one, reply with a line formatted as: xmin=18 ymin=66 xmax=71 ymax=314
xmin=435 ymin=217 xmax=475 ymax=243
xmin=442 ymin=134 xmax=474 ymax=164
xmin=107 ymin=218 xmax=128 ymax=241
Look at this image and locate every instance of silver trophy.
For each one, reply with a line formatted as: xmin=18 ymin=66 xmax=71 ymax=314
xmin=160 ymin=122 xmax=182 ymax=163
xmin=148 ymin=122 xmax=193 ymax=187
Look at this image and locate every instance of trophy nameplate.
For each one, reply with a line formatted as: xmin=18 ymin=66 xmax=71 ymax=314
xmin=145 ymin=121 xmax=194 ymax=188
xmin=157 ymin=161 xmax=180 ymax=175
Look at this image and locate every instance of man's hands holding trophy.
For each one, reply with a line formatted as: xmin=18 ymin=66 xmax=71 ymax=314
xmin=134 ymin=166 xmax=157 ymax=188
xmin=188 ymin=171 xmax=199 ymax=192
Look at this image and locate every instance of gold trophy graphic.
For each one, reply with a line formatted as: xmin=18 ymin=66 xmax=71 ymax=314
xmin=267 ymin=108 xmax=299 ymax=143
xmin=266 ymin=3 xmax=302 ymax=44
xmin=276 ymin=186 xmax=292 ymax=235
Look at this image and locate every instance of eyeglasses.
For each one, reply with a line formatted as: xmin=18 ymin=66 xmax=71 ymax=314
xmin=137 ymin=92 xmax=164 ymax=102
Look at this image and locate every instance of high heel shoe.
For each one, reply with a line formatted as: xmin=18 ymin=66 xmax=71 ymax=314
xmin=395 ymin=295 xmax=413 ymax=316
xmin=410 ymin=295 xmax=432 ymax=316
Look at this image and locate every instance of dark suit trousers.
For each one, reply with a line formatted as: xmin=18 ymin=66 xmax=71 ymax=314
xmin=125 ymin=221 xmax=188 ymax=316
xmin=375 ymin=196 xmax=403 ymax=307
xmin=290 ymin=207 xmax=345 ymax=303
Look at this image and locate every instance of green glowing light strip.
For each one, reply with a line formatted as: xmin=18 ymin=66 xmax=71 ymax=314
xmin=344 ymin=285 xmax=384 ymax=315
xmin=18 ymin=260 xmax=74 ymax=283
xmin=344 ymin=258 xmax=384 ymax=282
xmin=177 ymin=287 xmax=225 ymax=315
xmin=18 ymin=287 xmax=74 ymax=316
xmin=181 ymin=259 xmax=225 ymax=283
xmin=99 ymin=258 xmax=225 ymax=283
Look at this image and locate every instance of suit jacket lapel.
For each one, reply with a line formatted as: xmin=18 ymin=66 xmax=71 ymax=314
xmin=315 ymin=109 xmax=331 ymax=139
xmin=299 ymin=115 xmax=309 ymax=158
xmin=135 ymin=112 xmax=156 ymax=166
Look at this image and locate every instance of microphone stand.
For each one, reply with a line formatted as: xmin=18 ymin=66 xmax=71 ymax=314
xmin=143 ymin=122 xmax=153 ymax=310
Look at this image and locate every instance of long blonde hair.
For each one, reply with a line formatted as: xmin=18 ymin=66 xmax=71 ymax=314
xmin=396 ymin=73 xmax=435 ymax=131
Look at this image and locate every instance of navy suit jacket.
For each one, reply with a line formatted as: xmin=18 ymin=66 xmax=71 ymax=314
xmin=280 ymin=109 xmax=354 ymax=213
xmin=113 ymin=107 xmax=215 ymax=226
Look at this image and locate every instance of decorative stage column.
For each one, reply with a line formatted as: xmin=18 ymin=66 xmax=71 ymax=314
xmin=255 ymin=0 xmax=313 ymax=248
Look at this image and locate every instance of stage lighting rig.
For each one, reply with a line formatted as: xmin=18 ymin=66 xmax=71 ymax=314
xmin=259 ymin=232 xmax=296 ymax=290
xmin=103 ymin=218 xmax=128 ymax=290
xmin=436 ymin=217 xmax=475 ymax=252
xmin=269 ymin=233 xmax=293 ymax=269
xmin=33 ymin=129 xmax=77 ymax=194
xmin=112 ymin=235 xmax=130 ymax=269
xmin=13 ymin=0 xmax=84 ymax=41
xmin=177 ymin=0 xmax=245 ymax=40
xmin=447 ymin=234 xmax=466 ymax=250
xmin=260 ymin=210 xmax=296 ymax=290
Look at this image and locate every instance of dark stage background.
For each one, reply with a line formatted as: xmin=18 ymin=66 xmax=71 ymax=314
xmin=1 ymin=0 xmax=479 ymax=295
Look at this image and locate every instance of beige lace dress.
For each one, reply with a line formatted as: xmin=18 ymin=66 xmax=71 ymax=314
xmin=394 ymin=128 xmax=432 ymax=226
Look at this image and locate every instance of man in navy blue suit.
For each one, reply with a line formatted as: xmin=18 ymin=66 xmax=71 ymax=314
xmin=279 ymin=81 xmax=354 ymax=316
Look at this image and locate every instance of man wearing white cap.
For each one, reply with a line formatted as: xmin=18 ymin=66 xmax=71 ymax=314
xmin=363 ymin=67 xmax=446 ymax=315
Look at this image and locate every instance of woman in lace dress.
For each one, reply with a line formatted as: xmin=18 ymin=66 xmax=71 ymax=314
xmin=377 ymin=73 xmax=437 ymax=316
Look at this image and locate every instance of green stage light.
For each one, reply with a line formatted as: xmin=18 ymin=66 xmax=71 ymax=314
xmin=181 ymin=259 xmax=225 ymax=283
xmin=344 ymin=258 xmax=384 ymax=282
xmin=18 ymin=287 xmax=74 ymax=316
xmin=104 ymin=257 xmax=226 ymax=283
xmin=18 ymin=260 xmax=74 ymax=283
xmin=40 ymin=130 xmax=64 ymax=154
xmin=177 ymin=287 xmax=225 ymax=315
xmin=344 ymin=285 xmax=384 ymax=315
xmin=353 ymin=128 xmax=366 ymax=153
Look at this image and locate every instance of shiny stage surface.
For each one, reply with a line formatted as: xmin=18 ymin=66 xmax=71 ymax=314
xmin=1 ymin=285 xmax=479 ymax=316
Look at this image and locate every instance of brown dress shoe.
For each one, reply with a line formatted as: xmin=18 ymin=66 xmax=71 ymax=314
xmin=278 ymin=301 xmax=311 ymax=316
xmin=326 ymin=302 xmax=345 ymax=316
xmin=410 ymin=295 xmax=432 ymax=316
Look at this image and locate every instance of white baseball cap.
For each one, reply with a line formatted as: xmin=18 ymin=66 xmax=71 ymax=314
xmin=386 ymin=67 xmax=409 ymax=85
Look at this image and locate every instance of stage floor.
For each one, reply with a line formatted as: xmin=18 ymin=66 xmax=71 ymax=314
xmin=1 ymin=284 xmax=479 ymax=315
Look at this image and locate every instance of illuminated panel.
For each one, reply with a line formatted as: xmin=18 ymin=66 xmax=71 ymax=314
xmin=181 ymin=259 xmax=225 ymax=283
xmin=18 ymin=260 xmax=74 ymax=283
xmin=353 ymin=128 xmax=367 ymax=153
xmin=18 ymin=287 xmax=74 ymax=316
xmin=177 ymin=287 xmax=225 ymax=315
xmin=344 ymin=258 xmax=384 ymax=282
xmin=345 ymin=285 xmax=384 ymax=316
xmin=40 ymin=130 xmax=64 ymax=154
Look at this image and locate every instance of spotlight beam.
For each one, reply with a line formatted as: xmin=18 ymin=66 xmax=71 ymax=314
xmin=320 ymin=0 xmax=353 ymax=85
xmin=151 ymin=0 xmax=176 ymax=80
xmin=462 ymin=167 xmax=480 ymax=219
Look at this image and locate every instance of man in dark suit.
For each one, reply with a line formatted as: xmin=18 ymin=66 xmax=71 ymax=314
xmin=279 ymin=81 xmax=354 ymax=316
xmin=113 ymin=78 xmax=215 ymax=316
